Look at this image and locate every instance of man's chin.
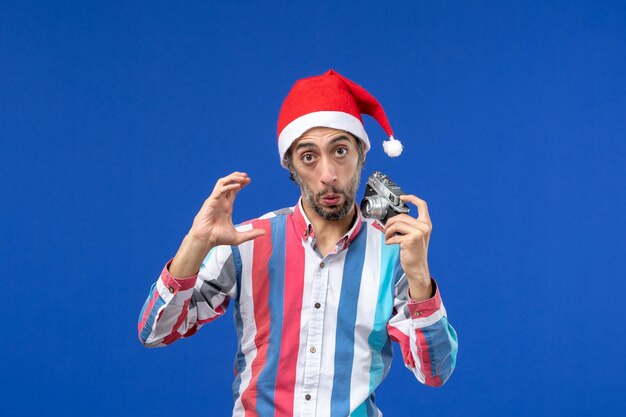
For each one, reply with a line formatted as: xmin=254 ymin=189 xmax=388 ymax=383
xmin=318 ymin=212 xmax=344 ymax=221
xmin=313 ymin=200 xmax=353 ymax=221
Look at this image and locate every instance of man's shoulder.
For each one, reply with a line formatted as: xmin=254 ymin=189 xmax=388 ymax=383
xmin=236 ymin=206 xmax=295 ymax=229
xmin=260 ymin=207 xmax=294 ymax=219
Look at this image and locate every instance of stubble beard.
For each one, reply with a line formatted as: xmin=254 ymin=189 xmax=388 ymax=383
xmin=294 ymin=169 xmax=362 ymax=221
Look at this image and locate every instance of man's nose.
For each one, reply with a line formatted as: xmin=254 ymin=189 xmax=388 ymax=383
xmin=319 ymin=157 xmax=337 ymax=185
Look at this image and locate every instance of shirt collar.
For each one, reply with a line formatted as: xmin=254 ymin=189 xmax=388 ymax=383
xmin=293 ymin=197 xmax=363 ymax=252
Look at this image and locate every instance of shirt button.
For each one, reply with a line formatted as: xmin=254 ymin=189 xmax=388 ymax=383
xmin=310 ymin=346 xmax=316 ymax=353
xmin=168 ymin=286 xmax=175 ymax=293
xmin=413 ymin=311 xmax=422 ymax=317
xmin=305 ymin=394 xmax=311 ymax=401
xmin=319 ymin=262 xmax=325 ymax=269
xmin=314 ymin=302 xmax=321 ymax=309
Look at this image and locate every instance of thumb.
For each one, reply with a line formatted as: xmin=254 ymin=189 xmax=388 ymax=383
xmin=235 ymin=228 xmax=266 ymax=244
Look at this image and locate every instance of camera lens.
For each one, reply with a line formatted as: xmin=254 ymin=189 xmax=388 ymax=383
xmin=360 ymin=195 xmax=389 ymax=220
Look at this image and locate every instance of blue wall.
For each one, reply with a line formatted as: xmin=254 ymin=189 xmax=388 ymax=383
xmin=2 ymin=1 xmax=624 ymax=416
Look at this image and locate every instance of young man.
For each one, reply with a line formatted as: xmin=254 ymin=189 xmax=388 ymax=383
xmin=138 ymin=70 xmax=458 ymax=416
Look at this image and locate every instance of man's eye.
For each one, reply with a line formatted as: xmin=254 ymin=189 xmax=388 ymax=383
xmin=302 ymin=154 xmax=315 ymax=163
xmin=335 ymin=147 xmax=347 ymax=156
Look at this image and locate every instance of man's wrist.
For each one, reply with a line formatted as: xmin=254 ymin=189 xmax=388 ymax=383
xmin=184 ymin=232 xmax=214 ymax=253
xmin=408 ymin=276 xmax=434 ymax=302
xmin=169 ymin=234 xmax=214 ymax=278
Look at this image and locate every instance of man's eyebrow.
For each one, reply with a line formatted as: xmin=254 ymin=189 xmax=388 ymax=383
xmin=294 ymin=135 xmax=353 ymax=152
xmin=294 ymin=141 xmax=318 ymax=151
xmin=328 ymin=135 xmax=352 ymax=145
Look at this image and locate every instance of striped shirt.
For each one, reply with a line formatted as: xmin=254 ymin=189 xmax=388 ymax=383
xmin=138 ymin=200 xmax=458 ymax=416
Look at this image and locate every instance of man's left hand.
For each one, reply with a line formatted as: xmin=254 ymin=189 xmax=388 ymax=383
xmin=384 ymin=194 xmax=434 ymax=302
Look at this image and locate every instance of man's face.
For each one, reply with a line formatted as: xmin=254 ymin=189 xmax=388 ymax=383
xmin=289 ymin=127 xmax=364 ymax=221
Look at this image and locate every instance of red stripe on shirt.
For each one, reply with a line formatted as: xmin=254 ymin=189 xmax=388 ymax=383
xmin=162 ymin=298 xmax=191 ymax=345
xmin=241 ymin=219 xmax=272 ymax=416
xmin=387 ymin=326 xmax=416 ymax=368
xmin=198 ymin=304 xmax=225 ymax=324
xmin=273 ymin=216 xmax=305 ymax=415
xmin=386 ymin=324 xmax=441 ymax=385
xmin=413 ymin=328 xmax=443 ymax=386
xmin=137 ymin=288 xmax=161 ymax=339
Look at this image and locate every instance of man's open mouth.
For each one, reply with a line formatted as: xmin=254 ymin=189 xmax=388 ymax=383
xmin=321 ymin=194 xmax=342 ymax=205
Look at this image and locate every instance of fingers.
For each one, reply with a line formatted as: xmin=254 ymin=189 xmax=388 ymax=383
xmin=385 ymin=213 xmax=431 ymax=231
xmin=235 ymin=228 xmax=266 ymax=244
xmin=384 ymin=218 xmax=429 ymax=241
xmin=400 ymin=194 xmax=431 ymax=224
xmin=216 ymin=172 xmax=250 ymax=189
xmin=210 ymin=172 xmax=252 ymax=198
xmin=216 ymin=182 xmax=243 ymax=196
xmin=385 ymin=234 xmax=404 ymax=245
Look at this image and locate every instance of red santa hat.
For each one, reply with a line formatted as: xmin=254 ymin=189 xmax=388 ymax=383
xmin=277 ymin=69 xmax=403 ymax=167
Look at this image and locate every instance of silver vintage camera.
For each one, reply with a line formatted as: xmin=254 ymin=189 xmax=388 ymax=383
xmin=360 ymin=171 xmax=410 ymax=227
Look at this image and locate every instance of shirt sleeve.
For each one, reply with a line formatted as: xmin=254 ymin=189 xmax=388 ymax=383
xmin=386 ymin=275 xmax=458 ymax=386
xmin=137 ymin=244 xmax=240 ymax=348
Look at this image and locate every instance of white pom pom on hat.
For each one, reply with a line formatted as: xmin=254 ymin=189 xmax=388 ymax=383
xmin=383 ymin=136 xmax=403 ymax=157
xmin=277 ymin=69 xmax=403 ymax=167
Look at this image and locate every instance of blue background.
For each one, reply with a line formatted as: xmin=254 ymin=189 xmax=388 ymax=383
xmin=2 ymin=1 xmax=625 ymax=416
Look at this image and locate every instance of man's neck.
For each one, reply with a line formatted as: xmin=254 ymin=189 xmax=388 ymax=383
xmin=301 ymin=199 xmax=357 ymax=254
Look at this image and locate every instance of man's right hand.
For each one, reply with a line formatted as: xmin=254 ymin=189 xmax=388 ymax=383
xmin=168 ymin=172 xmax=266 ymax=278
xmin=189 ymin=172 xmax=266 ymax=247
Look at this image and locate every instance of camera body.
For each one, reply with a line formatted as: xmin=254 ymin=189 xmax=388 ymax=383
xmin=360 ymin=171 xmax=410 ymax=227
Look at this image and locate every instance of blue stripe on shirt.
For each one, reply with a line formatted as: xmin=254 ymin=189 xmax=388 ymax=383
xmin=368 ymin=237 xmax=398 ymax=392
xmin=331 ymin=226 xmax=367 ymax=417
xmin=351 ymin=401 xmax=367 ymax=417
xmin=139 ymin=283 xmax=166 ymax=343
xmin=231 ymin=246 xmax=246 ymax=402
xmin=256 ymin=216 xmax=286 ymax=417
xmin=422 ymin=317 xmax=458 ymax=381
